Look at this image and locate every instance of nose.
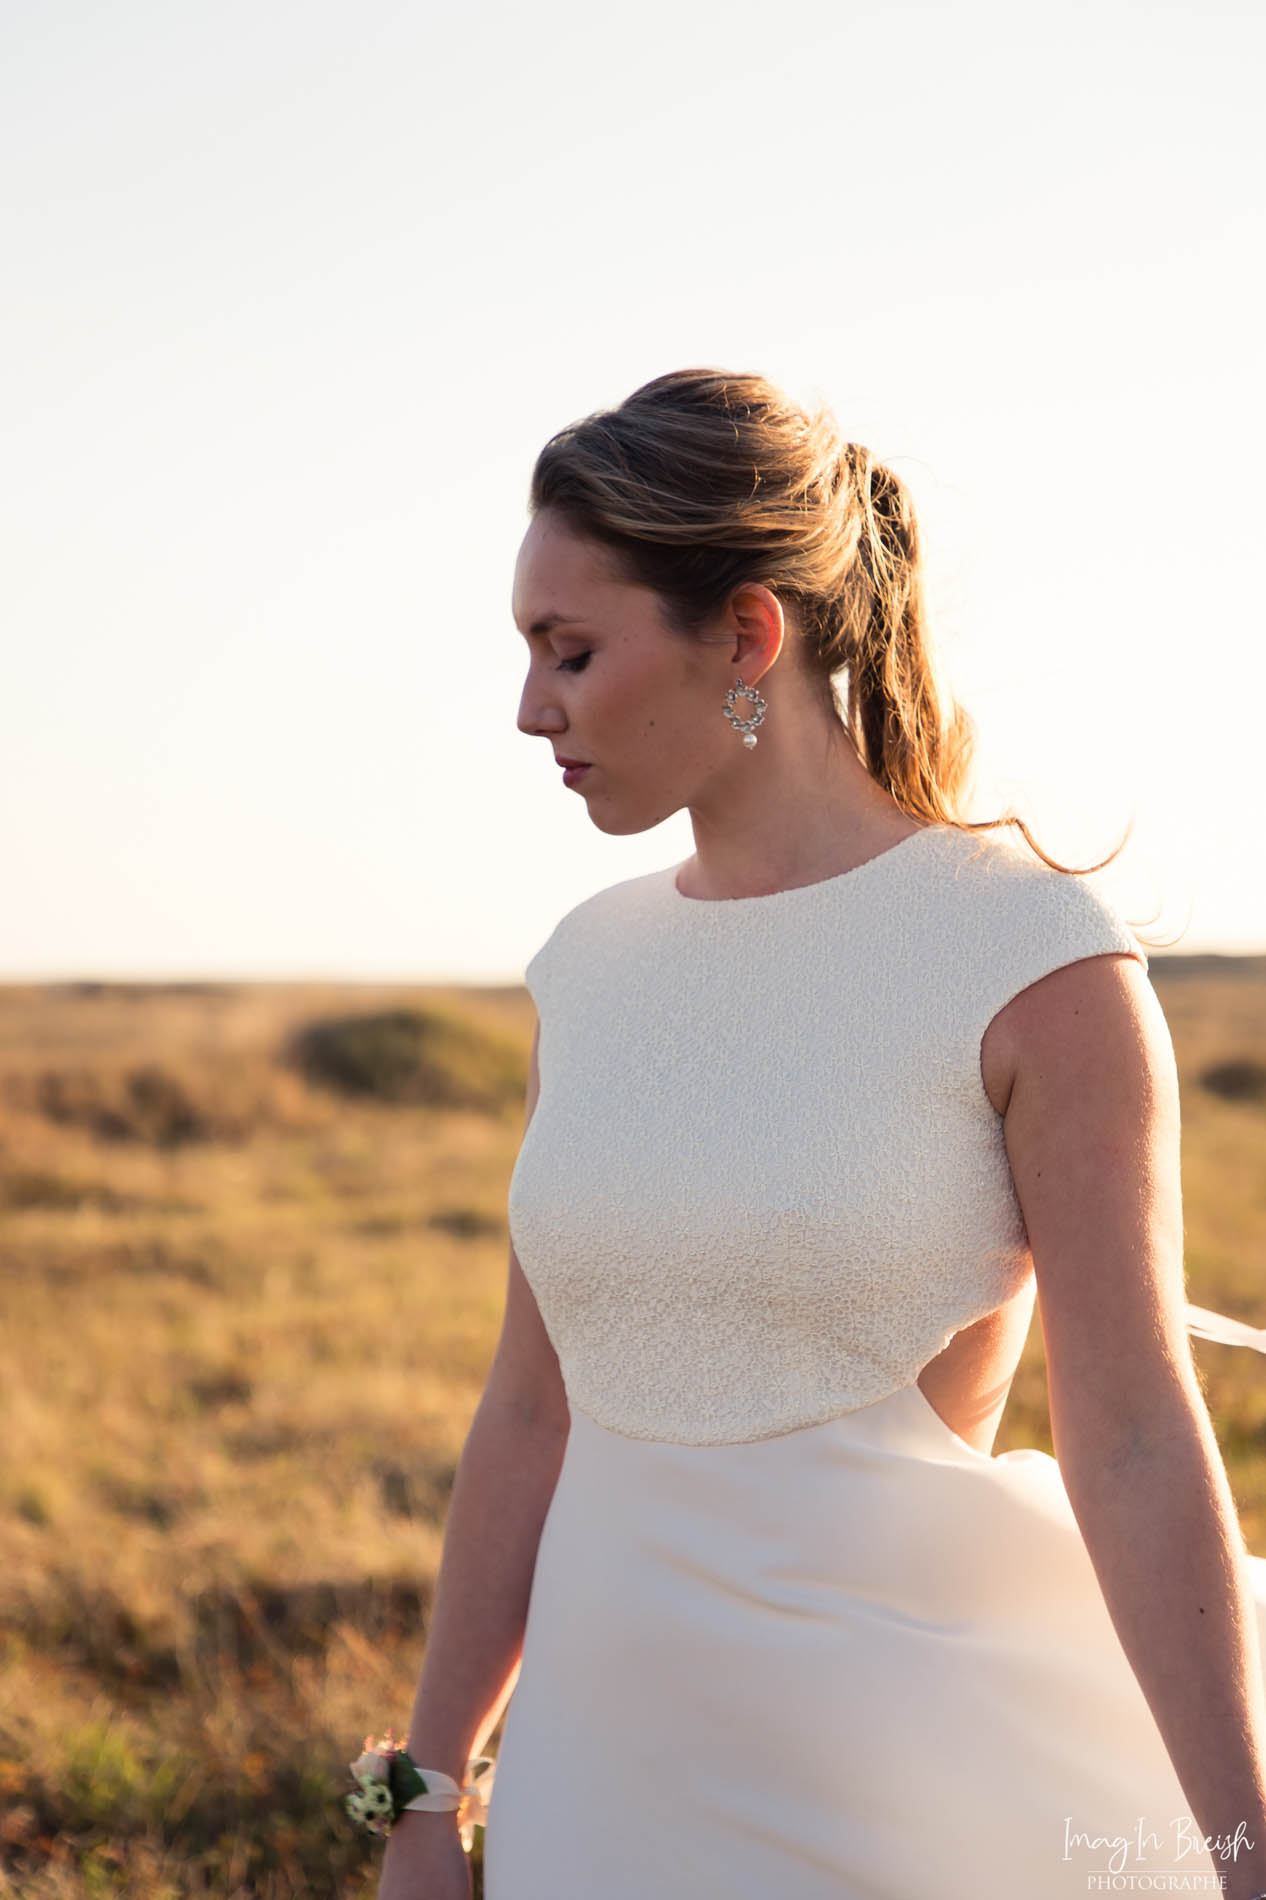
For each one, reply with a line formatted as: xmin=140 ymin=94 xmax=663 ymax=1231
xmin=517 ymin=671 xmax=564 ymax=741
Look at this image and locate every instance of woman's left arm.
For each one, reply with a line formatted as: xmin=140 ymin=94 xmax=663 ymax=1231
xmin=995 ymin=949 xmax=1266 ymax=1898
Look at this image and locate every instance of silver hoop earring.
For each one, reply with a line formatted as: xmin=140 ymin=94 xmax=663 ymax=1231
xmin=722 ymin=677 xmax=767 ymax=749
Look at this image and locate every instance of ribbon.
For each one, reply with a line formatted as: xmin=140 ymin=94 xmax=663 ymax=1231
xmin=1186 ymin=1303 xmax=1266 ymax=1354
xmin=402 ymin=1754 xmax=497 ymax=1851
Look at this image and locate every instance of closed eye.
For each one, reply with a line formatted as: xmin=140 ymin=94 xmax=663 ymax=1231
xmin=556 ymin=652 xmax=592 ymax=673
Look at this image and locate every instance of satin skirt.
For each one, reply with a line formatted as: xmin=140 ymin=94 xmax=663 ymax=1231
xmin=482 ymin=1372 xmax=1266 ymax=1899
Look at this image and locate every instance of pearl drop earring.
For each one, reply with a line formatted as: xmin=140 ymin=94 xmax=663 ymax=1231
xmin=722 ymin=677 xmax=768 ymax=748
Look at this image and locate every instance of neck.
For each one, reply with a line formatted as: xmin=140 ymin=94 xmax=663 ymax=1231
xmin=680 ymin=718 xmax=920 ymax=901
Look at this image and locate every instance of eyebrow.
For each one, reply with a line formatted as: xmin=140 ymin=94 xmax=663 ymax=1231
xmin=519 ymin=612 xmax=587 ymax=637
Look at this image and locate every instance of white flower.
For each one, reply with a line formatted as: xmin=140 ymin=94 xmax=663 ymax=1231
xmin=346 ymin=1767 xmax=397 ymax=1837
xmin=350 ymin=1747 xmax=393 ymax=1788
xmin=363 ymin=1782 xmax=394 ymax=1820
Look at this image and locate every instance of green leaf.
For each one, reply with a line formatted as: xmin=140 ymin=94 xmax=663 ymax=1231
xmin=388 ymin=1752 xmax=429 ymax=1809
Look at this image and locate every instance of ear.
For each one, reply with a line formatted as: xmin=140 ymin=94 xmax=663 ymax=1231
xmin=724 ymin=580 xmax=786 ymax=684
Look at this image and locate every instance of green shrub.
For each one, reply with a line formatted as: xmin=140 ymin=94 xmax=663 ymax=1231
xmin=286 ymin=1008 xmax=524 ymax=1114
xmin=1201 ymin=1057 xmax=1266 ymax=1104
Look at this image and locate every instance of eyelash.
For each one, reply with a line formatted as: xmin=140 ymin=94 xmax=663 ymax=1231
xmin=556 ymin=651 xmax=592 ymax=673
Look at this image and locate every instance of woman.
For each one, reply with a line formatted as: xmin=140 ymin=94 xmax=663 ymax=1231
xmin=376 ymin=369 xmax=1266 ymax=1899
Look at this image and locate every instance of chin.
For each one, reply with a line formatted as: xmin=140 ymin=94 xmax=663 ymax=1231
xmin=585 ymin=797 xmax=680 ymax=839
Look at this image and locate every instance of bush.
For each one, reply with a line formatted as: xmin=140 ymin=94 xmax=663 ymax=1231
xmin=8 ymin=1065 xmax=209 ymax=1147
xmin=1200 ymin=1058 xmax=1266 ymax=1104
xmin=286 ymin=1008 xmax=524 ymax=1114
xmin=0 ymin=1168 xmax=142 ymax=1213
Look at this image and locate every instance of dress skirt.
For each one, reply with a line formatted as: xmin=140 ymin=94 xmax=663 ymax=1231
xmin=481 ymin=1378 xmax=1266 ymax=1899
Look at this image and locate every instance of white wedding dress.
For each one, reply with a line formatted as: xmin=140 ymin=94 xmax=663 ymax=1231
xmin=481 ymin=824 xmax=1266 ymax=1898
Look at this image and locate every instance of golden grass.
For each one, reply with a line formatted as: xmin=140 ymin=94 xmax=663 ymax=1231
xmin=0 ymin=959 xmax=1263 ymax=1896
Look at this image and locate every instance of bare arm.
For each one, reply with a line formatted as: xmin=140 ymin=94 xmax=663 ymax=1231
xmin=391 ymin=1021 xmax=569 ymax=1813
xmin=994 ymin=951 xmax=1266 ymax=1895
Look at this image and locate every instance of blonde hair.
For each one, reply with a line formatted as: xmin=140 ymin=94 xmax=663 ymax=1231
xmin=529 ymin=367 xmax=1160 ymax=926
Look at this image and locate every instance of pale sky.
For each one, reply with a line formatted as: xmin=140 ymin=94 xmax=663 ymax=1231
xmin=3 ymin=0 xmax=1263 ymax=981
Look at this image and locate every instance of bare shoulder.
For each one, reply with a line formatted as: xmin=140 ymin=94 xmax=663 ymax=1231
xmin=980 ymin=948 xmax=1165 ymax=1117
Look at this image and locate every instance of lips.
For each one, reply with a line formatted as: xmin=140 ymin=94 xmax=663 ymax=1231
xmin=554 ymin=755 xmax=590 ymax=768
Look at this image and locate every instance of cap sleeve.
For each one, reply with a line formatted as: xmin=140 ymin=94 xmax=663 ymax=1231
xmin=933 ymin=843 xmax=1151 ymax=1083
xmin=519 ymin=881 xmax=615 ymax=1014
xmin=975 ymin=859 xmax=1148 ymax=1042
xmin=523 ymin=930 xmax=556 ymax=1011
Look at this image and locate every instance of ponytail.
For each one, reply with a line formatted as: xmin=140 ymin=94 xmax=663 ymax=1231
xmin=832 ymin=446 xmax=971 ymax=824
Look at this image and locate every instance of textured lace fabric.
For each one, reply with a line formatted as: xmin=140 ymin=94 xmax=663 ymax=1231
xmin=507 ymin=824 xmax=1150 ymax=1447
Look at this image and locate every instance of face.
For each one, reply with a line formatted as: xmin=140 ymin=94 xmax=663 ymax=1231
xmin=512 ymin=510 xmax=779 ymax=836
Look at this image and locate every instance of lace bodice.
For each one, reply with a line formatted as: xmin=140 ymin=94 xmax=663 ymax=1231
xmin=507 ymin=824 xmax=1150 ymax=1446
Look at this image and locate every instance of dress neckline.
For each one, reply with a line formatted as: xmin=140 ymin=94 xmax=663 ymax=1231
xmin=665 ymin=823 xmax=950 ymax=909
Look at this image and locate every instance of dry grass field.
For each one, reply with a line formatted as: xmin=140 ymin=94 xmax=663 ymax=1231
xmin=1 ymin=957 xmax=1264 ymax=1897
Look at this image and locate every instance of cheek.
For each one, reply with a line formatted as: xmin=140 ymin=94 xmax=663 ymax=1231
xmin=591 ymin=644 xmax=701 ymax=747
xmin=617 ymin=651 xmax=698 ymax=728
xmin=592 ymin=657 xmax=655 ymax=726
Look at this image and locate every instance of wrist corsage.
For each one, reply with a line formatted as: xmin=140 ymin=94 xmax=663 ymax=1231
xmin=344 ymin=1729 xmax=495 ymax=1851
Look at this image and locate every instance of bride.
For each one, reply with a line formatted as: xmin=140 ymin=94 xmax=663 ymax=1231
xmin=371 ymin=367 xmax=1266 ymax=1900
